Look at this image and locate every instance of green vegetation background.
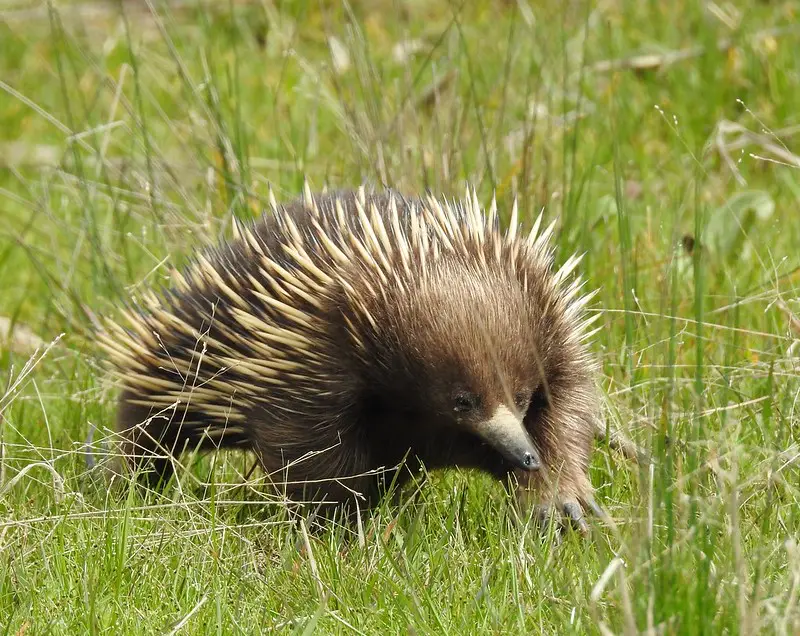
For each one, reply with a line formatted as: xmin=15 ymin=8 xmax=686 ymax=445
xmin=1 ymin=0 xmax=799 ymax=633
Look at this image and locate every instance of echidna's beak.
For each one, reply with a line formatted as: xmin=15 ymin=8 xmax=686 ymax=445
xmin=476 ymin=404 xmax=541 ymax=471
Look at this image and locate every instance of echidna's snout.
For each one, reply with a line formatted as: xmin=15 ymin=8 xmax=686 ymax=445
xmin=520 ymin=450 xmax=540 ymax=470
xmin=476 ymin=405 xmax=541 ymax=471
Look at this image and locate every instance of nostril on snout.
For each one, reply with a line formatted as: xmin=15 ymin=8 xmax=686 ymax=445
xmin=522 ymin=451 xmax=540 ymax=471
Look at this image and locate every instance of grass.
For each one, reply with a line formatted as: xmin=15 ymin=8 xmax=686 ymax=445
xmin=1 ymin=0 xmax=800 ymax=632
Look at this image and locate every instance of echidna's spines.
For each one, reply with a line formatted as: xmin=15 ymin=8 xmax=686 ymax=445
xmin=349 ymin=295 xmax=380 ymax=333
xmin=353 ymin=197 xmax=382 ymax=263
xmin=507 ymin=198 xmax=520 ymax=242
xmin=250 ymin=323 xmax=314 ymax=351
xmin=231 ymin=215 xmax=243 ymax=241
xmin=452 ymin=195 xmax=471 ymax=239
xmin=532 ymin=218 xmax=558 ymax=255
xmin=553 ymin=253 xmax=585 ymax=287
xmin=268 ymin=186 xmax=278 ymax=212
xmin=147 ymin=304 xmax=194 ymax=337
xmin=342 ymin=314 xmax=368 ymax=355
xmin=314 ymin=217 xmax=351 ymax=266
xmin=257 ymin=257 xmax=318 ymax=308
xmin=256 ymin=265 xmax=294 ymax=304
xmin=302 ymin=180 xmax=316 ymax=213
xmin=251 ymin=291 xmax=315 ymax=329
xmin=280 ymin=244 xmax=334 ymax=288
xmin=282 ymin=279 xmax=323 ymax=312
xmin=115 ymin=315 xmax=158 ymax=349
xmin=113 ymin=329 xmax=158 ymax=364
xmin=487 ymin=194 xmax=498 ymax=229
xmin=579 ymin=324 xmax=604 ymax=344
xmin=387 ymin=197 xmax=411 ymax=274
xmin=241 ymin=270 xmax=274 ymax=307
xmin=423 ymin=202 xmax=455 ymax=252
xmin=370 ymin=201 xmax=394 ymax=263
xmin=351 ymin=232 xmax=388 ymax=287
xmin=527 ymin=208 xmax=544 ymax=243
xmin=171 ymin=268 xmax=192 ymax=293
xmin=561 ymin=278 xmax=591 ymax=313
xmin=472 ymin=190 xmax=487 ymax=244
xmin=330 ymin=197 xmax=347 ymax=234
xmin=241 ymin=227 xmax=264 ymax=257
xmin=279 ymin=210 xmax=305 ymax=251
xmin=216 ymin=355 xmax=300 ymax=376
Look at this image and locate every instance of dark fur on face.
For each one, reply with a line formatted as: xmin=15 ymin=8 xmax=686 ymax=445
xmin=101 ymin=188 xmax=600 ymax=531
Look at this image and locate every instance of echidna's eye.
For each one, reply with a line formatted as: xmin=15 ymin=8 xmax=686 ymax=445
xmin=529 ymin=387 xmax=549 ymax=411
xmin=453 ymin=391 xmax=479 ymax=413
xmin=514 ymin=391 xmax=531 ymax=411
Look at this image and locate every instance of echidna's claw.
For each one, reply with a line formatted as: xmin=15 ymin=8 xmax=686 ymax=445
xmin=529 ymin=499 xmax=591 ymax=538
xmin=584 ymin=496 xmax=608 ymax=522
xmin=562 ymin=500 xmax=589 ymax=535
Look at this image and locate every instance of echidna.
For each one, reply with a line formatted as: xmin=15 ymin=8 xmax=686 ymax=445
xmin=98 ymin=185 xmax=602 ymax=531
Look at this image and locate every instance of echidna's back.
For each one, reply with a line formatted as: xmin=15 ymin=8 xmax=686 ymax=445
xmin=103 ymin=187 xmax=425 ymax=485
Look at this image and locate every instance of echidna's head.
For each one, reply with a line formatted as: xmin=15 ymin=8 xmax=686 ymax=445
xmin=355 ymin=254 xmax=563 ymax=475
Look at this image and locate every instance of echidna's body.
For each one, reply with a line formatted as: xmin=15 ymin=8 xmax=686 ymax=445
xmin=100 ymin=186 xmax=601 ymax=528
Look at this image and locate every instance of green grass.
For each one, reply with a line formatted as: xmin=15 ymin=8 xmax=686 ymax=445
xmin=2 ymin=0 xmax=800 ymax=632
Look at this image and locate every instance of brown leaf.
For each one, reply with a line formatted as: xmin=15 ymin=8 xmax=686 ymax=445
xmin=0 ymin=317 xmax=46 ymax=355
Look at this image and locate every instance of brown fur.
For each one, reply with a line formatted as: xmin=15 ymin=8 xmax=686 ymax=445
xmin=103 ymin=188 xmax=599 ymax=526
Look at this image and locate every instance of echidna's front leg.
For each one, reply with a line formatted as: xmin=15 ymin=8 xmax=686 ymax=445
xmin=514 ymin=465 xmax=595 ymax=536
xmin=514 ymin=413 xmax=598 ymax=536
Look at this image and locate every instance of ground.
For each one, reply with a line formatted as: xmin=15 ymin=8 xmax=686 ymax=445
xmin=1 ymin=0 xmax=799 ymax=633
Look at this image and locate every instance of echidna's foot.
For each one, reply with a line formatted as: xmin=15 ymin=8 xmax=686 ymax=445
xmin=531 ymin=501 xmax=583 ymax=538
xmin=561 ymin=499 xmax=589 ymax=535
xmin=527 ymin=494 xmax=605 ymax=539
xmin=512 ymin=468 xmax=603 ymax=539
